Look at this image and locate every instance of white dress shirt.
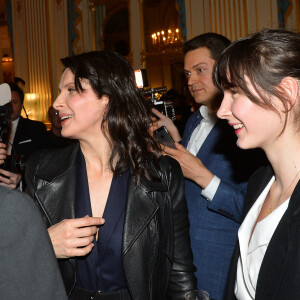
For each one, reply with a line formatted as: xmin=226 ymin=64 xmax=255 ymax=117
xmin=187 ymin=105 xmax=217 ymax=155
xmin=186 ymin=105 xmax=220 ymax=201
xmin=7 ymin=118 xmax=19 ymax=154
xmin=235 ymin=176 xmax=290 ymax=299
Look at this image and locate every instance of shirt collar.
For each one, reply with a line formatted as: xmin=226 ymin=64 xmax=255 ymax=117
xmin=199 ymin=105 xmax=217 ymax=122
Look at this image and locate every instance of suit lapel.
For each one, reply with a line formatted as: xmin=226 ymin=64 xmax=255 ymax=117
xmin=122 ymin=173 xmax=166 ymax=254
xmin=256 ymin=172 xmax=300 ymax=299
xmin=244 ymin=165 xmax=274 ymax=217
xmin=35 ymin=165 xmax=77 ymax=225
xmin=196 ymin=119 xmax=223 ymax=161
xmin=226 ymin=165 xmax=274 ymax=298
xmin=34 ymin=144 xmax=79 ymax=225
xmin=182 ymin=110 xmax=202 ymax=147
xmin=12 ymin=117 xmax=24 ymax=148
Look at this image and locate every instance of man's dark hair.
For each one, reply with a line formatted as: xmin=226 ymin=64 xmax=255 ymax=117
xmin=183 ymin=32 xmax=231 ymax=60
xmin=8 ymin=82 xmax=24 ymax=104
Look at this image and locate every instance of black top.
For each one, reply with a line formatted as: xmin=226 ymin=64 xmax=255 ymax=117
xmin=75 ymin=149 xmax=128 ymax=292
xmin=25 ymin=142 xmax=197 ymax=299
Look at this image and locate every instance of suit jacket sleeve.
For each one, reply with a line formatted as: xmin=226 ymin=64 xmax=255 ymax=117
xmin=206 ymin=180 xmax=247 ymax=223
xmin=0 ymin=187 xmax=67 ymax=299
xmin=182 ymin=113 xmax=266 ymax=224
xmin=207 ymin=147 xmax=266 ymax=223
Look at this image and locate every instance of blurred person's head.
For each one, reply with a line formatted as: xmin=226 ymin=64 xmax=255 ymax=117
xmin=53 ymin=51 xmax=161 ymax=181
xmin=183 ymin=33 xmax=231 ymax=111
xmin=48 ymin=106 xmax=62 ymax=136
xmin=8 ymin=83 xmax=24 ymax=121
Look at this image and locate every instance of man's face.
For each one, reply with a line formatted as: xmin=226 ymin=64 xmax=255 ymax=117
xmin=10 ymin=91 xmax=23 ymax=121
xmin=184 ymin=47 xmax=219 ymax=108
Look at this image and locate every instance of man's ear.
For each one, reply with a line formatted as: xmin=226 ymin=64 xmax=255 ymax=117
xmin=279 ymin=77 xmax=299 ymax=110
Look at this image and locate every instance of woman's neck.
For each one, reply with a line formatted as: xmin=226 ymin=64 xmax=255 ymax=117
xmin=79 ymin=138 xmax=112 ymax=174
xmin=264 ymin=136 xmax=300 ymax=194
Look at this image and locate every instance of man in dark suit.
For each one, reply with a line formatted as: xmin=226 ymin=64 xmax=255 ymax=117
xmin=0 ymin=185 xmax=67 ymax=299
xmin=8 ymin=82 xmax=48 ymax=158
xmin=0 ymin=83 xmax=48 ymax=189
xmin=152 ymin=33 xmax=266 ymax=299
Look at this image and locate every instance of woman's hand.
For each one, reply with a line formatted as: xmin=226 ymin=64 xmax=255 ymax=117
xmin=0 ymin=170 xmax=22 ymax=189
xmin=48 ymin=216 xmax=105 ymax=259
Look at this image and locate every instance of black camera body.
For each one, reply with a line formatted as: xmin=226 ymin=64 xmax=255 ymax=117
xmin=135 ymin=69 xmax=176 ymax=120
xmin=2 ymin=153 xmax=26 ymax=173
xmin=142 ymin=87 xmax=176 ymax=120
xmin=0 ymin=84 xmax=26 ymax=173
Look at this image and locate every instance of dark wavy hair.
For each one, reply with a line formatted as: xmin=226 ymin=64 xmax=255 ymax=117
xmin=214 ymin=29 xmax=300 ymax=133
xmin=8 ymin=82 xmax=24 ymax=104
xmin=61 ymin=51 xmax=162 ymax=182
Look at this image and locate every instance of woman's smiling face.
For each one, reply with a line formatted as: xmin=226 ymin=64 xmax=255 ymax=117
xmin=217 ymin=78 xmax=285 ymax=151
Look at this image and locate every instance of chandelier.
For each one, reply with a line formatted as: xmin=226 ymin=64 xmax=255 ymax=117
xmin=151 ymin=28 xmax=183 ymax=52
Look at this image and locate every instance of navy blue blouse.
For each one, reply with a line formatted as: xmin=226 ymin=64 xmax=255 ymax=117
xmin=75 ymin=150 xmax=129 ymax=292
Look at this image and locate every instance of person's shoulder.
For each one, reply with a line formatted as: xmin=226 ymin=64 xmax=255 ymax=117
xmin=159 ymin=154 xmax=180 ymax=168
xmin=156 ymin=154 xmax=183 ymax=179
xmin=144 ymin=152 xmax=182 ymax=177
xmin=20 ymin=116 xmax=47 ymax=130
xmin=26 ymin=141 xmax=79 ymax=172
xmin=0 ymin=185 xmax=36 ymax=218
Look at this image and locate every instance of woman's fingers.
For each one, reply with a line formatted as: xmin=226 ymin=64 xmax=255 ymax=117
xmin=48 ymin=217 xmax=105 ymax=258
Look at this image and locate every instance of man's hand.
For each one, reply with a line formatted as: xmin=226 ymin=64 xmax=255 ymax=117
xmin=0 ymin=169 xmax=22 ymax=189
xmin=163 ymin=142 xmax=214 ymax=189
xmin=151 ymin=108 xmax=182 ymax=142
xmin=48 ymin=216 xmax=105 ymax=259
xmin=149 ymin=116 xmax=159 ymax=137
xmin=0 ymin=143 xmax=22 ymax=189
xmin=0 ymin=142 xmax=7 ymax=165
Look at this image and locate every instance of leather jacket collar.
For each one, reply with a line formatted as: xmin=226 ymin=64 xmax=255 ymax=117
xmin=33 ymin=142 xmax=168 ymax=254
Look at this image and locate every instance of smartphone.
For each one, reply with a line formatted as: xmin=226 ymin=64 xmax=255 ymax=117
xmin=153 ymin=126 xmax=176 ymax=149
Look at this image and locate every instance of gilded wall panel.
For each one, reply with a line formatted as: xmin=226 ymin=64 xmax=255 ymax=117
xmin=12 ymin=0 xmax=52 ymax=121
xmin=185 ymin=0 xmax=280 ymax=41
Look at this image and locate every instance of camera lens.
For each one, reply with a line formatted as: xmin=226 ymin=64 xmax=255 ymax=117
xmin=1 ymin=154 xmax=26 ymax=173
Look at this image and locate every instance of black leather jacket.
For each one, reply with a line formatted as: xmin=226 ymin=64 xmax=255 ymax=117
xmin=25 ymin=142 xmax=197 ymax=299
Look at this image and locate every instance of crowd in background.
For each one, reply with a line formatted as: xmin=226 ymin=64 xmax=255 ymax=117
xmin=1 ymin=28 xmax=300 ymax=300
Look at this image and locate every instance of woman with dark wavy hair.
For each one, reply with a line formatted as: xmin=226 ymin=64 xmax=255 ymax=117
xmin=215 ymin=29 xmax=300 ymax=299
xmin=25 ymin=51 xmax=196 ymax=299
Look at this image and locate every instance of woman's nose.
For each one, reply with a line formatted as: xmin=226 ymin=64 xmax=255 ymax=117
xmin=217 ymin=91 xmax=232 ymax=119
xmin=53 ymin=93 xmax=63 ymax=110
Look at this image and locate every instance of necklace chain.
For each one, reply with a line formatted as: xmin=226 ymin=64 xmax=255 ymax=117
xmin=266 ymin=169 xmax=300 ymax=217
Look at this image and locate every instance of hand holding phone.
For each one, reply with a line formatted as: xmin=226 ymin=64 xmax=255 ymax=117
xmin=153 ymin=126 xmax=176 ymax=149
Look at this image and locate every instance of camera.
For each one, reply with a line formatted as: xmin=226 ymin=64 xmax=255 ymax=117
xmin=1 ymin=154 xmax=26 ymax=173
xmin=135 ymin=69 xmax=176 ymax=120
xmin=0 ymin=83 xmax=26 ymax=173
